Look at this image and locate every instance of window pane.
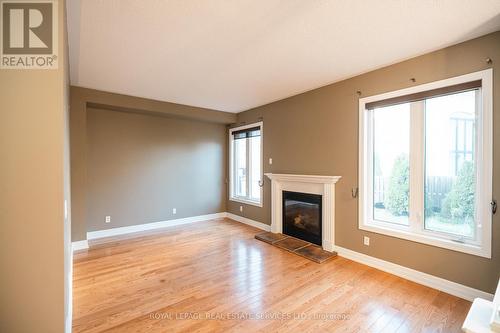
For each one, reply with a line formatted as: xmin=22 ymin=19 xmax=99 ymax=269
xmin=373 ymin=103 xmax=410 ymax=225
xmin=234 ymin=139 xmax=247 ymax=197
xmin=249 ymin=136 xmax=261 ymax=201
xmin=424 ymin=90 xmax=477 ymax=238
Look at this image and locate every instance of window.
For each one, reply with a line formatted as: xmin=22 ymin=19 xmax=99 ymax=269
xmin=229 ymin=122 xmax=263 ymax=206
xmin=359 ymin=69 xmax=492 ymax=258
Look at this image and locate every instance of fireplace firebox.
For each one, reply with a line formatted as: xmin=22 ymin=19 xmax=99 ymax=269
xmin=282 ymin=191 xmax=322 ymax=246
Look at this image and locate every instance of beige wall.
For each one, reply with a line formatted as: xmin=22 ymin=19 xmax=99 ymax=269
xmin=85 ymin=108 xmax=227 ymax=232
xmin=228 ymin=31 xmax=500 ymax=293
xmin=0 ymin=0 xmax=71 ymax=332
xmin=70 ymin=87 xmax=235 ymax=241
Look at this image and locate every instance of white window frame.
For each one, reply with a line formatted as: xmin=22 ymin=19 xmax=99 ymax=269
xmin=359 ymin=69 xmax=492 ymax=258
xmin=229 ymin=122 xmax=263 ymax=207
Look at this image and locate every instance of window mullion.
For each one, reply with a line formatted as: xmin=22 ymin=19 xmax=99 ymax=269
xmin=246 ymin=138 xmax=251 ymax=200
xmin=409 ymin=101 xmax=425 ymax=233
xmin=231 ymin=140 xmax=235 ymax=198
xmin=366 ymin=110 xmax=374 ymax=223
xmin=474 ymin=88 xmax=482 ymax=243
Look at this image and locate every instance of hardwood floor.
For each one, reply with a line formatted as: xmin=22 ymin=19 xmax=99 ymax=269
xmin=73 ymin=218 xmax=470 ymax=333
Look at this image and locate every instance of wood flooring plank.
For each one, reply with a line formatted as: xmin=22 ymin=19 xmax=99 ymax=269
xmin=72 ymin=218 xmax=470 ymax=333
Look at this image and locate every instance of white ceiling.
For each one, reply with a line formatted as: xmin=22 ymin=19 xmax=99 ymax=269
xmin=67 ymin=1 xmax=500 ymax=113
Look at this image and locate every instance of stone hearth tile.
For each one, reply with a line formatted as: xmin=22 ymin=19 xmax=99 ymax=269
xmin=294 ymin=245 xmax=337 ymax=263
xmin=274 ymin=237 xmax=310 ymax=252
xmin=255 ymin=232 xmax=289 ymax=244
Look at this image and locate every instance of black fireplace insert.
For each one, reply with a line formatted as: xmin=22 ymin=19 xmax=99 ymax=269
xmin=282 ymin=191 xmax=322 ymax=246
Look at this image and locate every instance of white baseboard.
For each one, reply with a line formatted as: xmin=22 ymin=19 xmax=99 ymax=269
xmin=225 ymin=212 xmax=271 ymax=231
xmin=73 ymin=213 xmax=492 ymax=302
xmin=75 ymin=212 xmax=268 ymax=244
xmin=86 ymin=213 xmax=226 ymax=240
xmin=71 ymin=240 xmax=89 ymax=252
xmin=335 ymin=246 xmax=494 ymax=302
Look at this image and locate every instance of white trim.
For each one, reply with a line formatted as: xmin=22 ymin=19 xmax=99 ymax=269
xmin=229 ymin=121 xmax=264 ymax=206
xmin=230 ymin=196 xmax=263 ymax=208
xmin=75 ymin=212 xmax=269 ymax=244
xmin=87 ymin=213 xmax=226 ymax=240
xmin=335 ymin=246 xmax=493 ymax=302
xmin=226 ymin=212 xmax=271 ymax=231
xmin=264 ymin=173 xmax=341 ymax=184
xmin=71 ymin=240 xmax=89 ymax=252
xmin=359 ymin=69 xmax=492 ymax=105
xmin=359 ymin=223 xmax=490 ymax=258
xmin=358 ymin=69 xmax=493 ymax=258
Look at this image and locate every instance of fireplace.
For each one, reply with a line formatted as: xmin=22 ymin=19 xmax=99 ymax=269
xmin=265 ymin=173 xmax=341 ymax=252
xmin=282 ymin=191 xmax=322 ymax=246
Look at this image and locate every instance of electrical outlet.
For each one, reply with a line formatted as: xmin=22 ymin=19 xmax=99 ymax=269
xmin=239 ymin=205 xmax=243 ymax=212
xmin=269 ymin=158 xmax=273 ymax=165
xmin=172 ymin=208 xmax=176 ymax=215
xmin=105 ymin=216 xmax=111 ymax=223
xmin=363 ymin=236 xmax=370 ymax=246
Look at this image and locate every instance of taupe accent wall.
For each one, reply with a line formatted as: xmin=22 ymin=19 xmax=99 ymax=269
xmin=228 ymin=31 xmax=500 ymax=293
xmin=70 ymin=87 xmax=235 ymax=240
xmin=0 ymin=0 xmax=71 ymax=331
xmin=85 ymin=108 xmax=227 ymax=232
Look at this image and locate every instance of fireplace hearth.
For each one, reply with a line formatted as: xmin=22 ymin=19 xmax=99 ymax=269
xmin=282 ymin=191 xmax=322 ymax=246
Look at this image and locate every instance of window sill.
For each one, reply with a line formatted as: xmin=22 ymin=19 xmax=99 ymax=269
xmin=230 ymin=197 xmax=263 ymax=208
xmin=359 ymin=221 xmax=491 ymax=259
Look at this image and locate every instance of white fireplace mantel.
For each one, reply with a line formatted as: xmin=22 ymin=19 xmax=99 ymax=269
xmin=264 ymin=173 xmax=341 ymax=252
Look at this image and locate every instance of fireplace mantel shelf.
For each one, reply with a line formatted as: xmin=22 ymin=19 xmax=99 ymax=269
xmin=264 ymin=173 xmax=341 ymax=184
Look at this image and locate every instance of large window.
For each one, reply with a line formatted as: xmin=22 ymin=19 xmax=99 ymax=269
xmin=229 ymin=122 xmax=263 ymax=206
xmin=359 ymin=70 xmax=492 ymax=258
